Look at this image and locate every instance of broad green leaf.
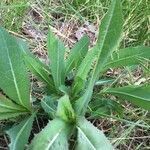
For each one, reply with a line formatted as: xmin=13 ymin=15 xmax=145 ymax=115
xmin=47 ymin=30 xmax=65 ymax=89
xmin=0 ymin=95 xmax=27 ymax=113
xmin=0 ymin=95 xmax=28 ymax=120
xmin=29 ymin=118 xmax=72 ymax=150
xmin=103 ymin=85 xmax=150 ymax=110
xmin=56 ymin=95 xmax=75 ymax=122
xmin=0 ymin=28 xmax=31 ymax=109
xmin=0 ymin=112 xmax=28 ymax=120
xmin=96 ymin=0 xmax=123 ymax=70
xmin=59 ymin=85 xmax=70 ymax=95
xmin=17 ymin=38 xmax=56 ymax=93
xmin=74 ymin=0 xmax=123 ymax=115
xmin=75 ymin=48 xmax=97 ymax=80
xmin=65 ymin=35 xmax=90 ymax=74
xmin=76 ymin=118 xmax=113 ymax=150
xmin=41 ymin=96 xmax=57 ymax=119
xmin=72 ymin=48 xmax=97 ymax=96
xmin=24 ymin=55 xmax=56 ymax=93
xmin=7 ymin=113 xmax=35 ymax=150
xmin=105 ymin=46 xmax=150 ymax=69
xmin=89 ymin=98 xmax=123 ymax=117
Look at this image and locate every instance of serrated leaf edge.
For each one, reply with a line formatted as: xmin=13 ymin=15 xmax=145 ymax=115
xmin=45 ymin=129 xmax=62 ymax=150
xmin=77 ymin=126 xmax=96 ymax=150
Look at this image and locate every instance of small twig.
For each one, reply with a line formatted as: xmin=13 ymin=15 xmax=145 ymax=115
xmin=8 ymin=30 xmax=29 ymax=41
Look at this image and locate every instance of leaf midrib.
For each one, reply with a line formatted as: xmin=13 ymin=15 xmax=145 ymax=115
xmin=90 ymin=0 xmax=117 ymax=84
xmin=56 ymin=42 xmax=61 ymax=87
xmin=106 ymin=90 xmax=150 ymax=102
xmin=77 ymin=1 xmax=117 ymax=114
xmin=46 ymin=130 xmax=62 ymax=150
xmin=0 ymin=103 xmax=25 ymax=112
xmin=1 ymin=32 xmax=24 ymax=107
xmin=77 ymin=127 xmax=96 ymax=150
xmin=42 ymin=100 xmax=56 ymax=112
xmin=26 ymin=57 xmax=55 ymax=89
xmin=11 ymin=117 xmax=31 ymax=150
xmin=106 ymin=51 xmax=148 ymax=66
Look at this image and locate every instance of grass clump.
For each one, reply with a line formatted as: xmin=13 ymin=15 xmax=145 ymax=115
xmin=57 ymin=0 xmax=149 ymax=46
xmin=0 ymin=0 xmax=29 ymax=31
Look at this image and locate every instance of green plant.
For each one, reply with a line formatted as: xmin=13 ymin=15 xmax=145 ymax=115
xmin=0 ymin=0 xmax=29 ymax=31
xmin=0 ymin=0 xmax=149 ymax=149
